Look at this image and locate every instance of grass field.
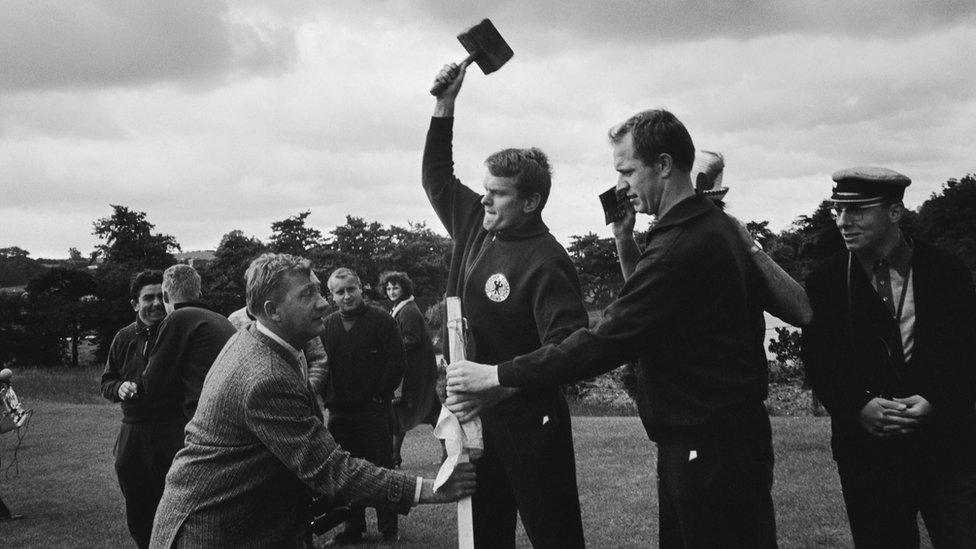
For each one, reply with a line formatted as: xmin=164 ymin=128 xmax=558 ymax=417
xmin=0 ymin=368 xmax=931 ymax=547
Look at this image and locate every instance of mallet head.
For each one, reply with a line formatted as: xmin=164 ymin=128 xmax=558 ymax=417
xmin=458 ymin=18 xmax=514 ymax=74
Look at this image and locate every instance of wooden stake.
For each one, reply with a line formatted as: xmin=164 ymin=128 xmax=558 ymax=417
xmin=445 ymin=297 xmax=474 ymax=549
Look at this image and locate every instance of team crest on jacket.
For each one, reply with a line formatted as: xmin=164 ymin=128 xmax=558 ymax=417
xmin=485 ymin=273 xmax=510 ymax=302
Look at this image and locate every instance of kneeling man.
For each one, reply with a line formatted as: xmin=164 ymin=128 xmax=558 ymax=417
xmin=150 ymin=253 xmax=474 ymax=548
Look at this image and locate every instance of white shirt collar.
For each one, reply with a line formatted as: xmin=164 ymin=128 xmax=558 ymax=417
xmin=255 ymin=320 xmax=303 ymax=361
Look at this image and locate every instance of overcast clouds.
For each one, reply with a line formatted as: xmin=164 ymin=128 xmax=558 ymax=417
xmin=2 ymin=1 xmax=975 ymax=259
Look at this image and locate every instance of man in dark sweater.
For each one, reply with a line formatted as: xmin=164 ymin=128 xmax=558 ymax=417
xmin=319 ymin=267 xmax=406 ymax=545
xmin=425 ymin=63 xmax=588 ymax=548
xmin=140 ymin=264 xmax=237 ymax=422
xmin=101 ymin=270 xmax=184 ymax=549
xmin=447 ymin=109 xmax=777 ymax=547
xmin=802 ymin=168 xmax=976 ymax=547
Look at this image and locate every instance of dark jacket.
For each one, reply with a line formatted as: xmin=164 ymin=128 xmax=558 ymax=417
xmin=802 ymin=241 xmax=976 ymax=463
xmin=140 ymin=302 xmax=237 ymax=421
xmin=101 ymin=320 xmax=183 ymax=423
xmin=422 ymin=117 xmax=589 ymax=413
xmin=497 ymin=194 xmax=769 ymax=440
xmin=319 ymin=304 xmax=406 ymax=411
xmin=391 ymin=299 xmax=439 ymax=431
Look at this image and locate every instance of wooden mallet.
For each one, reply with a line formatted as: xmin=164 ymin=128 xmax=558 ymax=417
xmin=430 ymin=18 xmax=514 ymax=96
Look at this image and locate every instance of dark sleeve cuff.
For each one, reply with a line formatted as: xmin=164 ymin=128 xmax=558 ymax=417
xmin=430 ymin=116 xmax=454 ymax=129
xmin=497 ymin=360 xmax=518 ymax=387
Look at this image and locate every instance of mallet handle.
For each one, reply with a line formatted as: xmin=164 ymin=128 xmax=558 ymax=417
xmin=429 ymin=54 xmax=477 ymax=96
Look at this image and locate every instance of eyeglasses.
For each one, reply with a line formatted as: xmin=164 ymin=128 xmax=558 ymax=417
xmin=830 ymin=203 xmax=884 ymax=220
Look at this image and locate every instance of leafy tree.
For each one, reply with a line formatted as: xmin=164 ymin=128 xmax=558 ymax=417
xmin=93 ymin=205 xmax=180 ymax=267
xmin=0 ymin=246 xmax=47 ymax=287
xmin=90 ymin=205 xmax=179 ymax=360
xmin=915 ymin=174 xmax=976 ymax=278
xmin=567 ymin=232 xmax=623 ymax=308
xmin=269 ymin=211 xmax=322 ymax=256
xmin=375 ymin=222 xmax=452 ymax=300
xmin=764 ymin=200 xmax=844 ymax=285
xmin=309 ymin=217 xmax=451 ymax=302
xmin=204 ymin=230 xmax=268 ymax=315
xmin=26 ymin=267 xmax=98 ymax=366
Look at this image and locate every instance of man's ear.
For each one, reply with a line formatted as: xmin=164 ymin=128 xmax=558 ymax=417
xmin=522 ymin=193 xmax=542 ymax=214
xmin=131 ymin=299 xmax=139 ymax=312
xmin=262 ymin=300 xmax=280 ymax=321
xmin=162 ymin=290 xmax=171 ymax=304
xmin=888 ymin=202 xmax=905 ymax=223
xmin=658 ymin=154 xmax=674 ymax=177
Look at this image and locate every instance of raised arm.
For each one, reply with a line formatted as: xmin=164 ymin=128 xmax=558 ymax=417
xmin=612 ymin=203 xmax=640 ymax=281
xmin=728 ymin=215 xmax=812 ymax=327
xmin=422 ymin=63 xmax=482 ymax=239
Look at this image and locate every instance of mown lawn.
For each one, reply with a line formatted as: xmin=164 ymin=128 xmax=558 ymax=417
xmin=1 ymin=395 xmax=900 ymax=548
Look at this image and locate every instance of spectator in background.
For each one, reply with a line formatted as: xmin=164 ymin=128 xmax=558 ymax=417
xmin=139 ymin=264 xmax=236 ymax=422
xmin=380 ymin=271 xmax=439 ymax=468
xmin=319 ymin=268 xmax=406 ymax=545
xmin=100 ymin=270 xmax=182 ymax=549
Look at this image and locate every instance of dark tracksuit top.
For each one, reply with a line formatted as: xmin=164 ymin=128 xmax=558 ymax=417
xmin=422 ymin=116 xmax=587 ymax=548
xmin=496 ymin=194 xmax=769 ymax=440
xmin=140 ymin=302 xmax=237 ymax=422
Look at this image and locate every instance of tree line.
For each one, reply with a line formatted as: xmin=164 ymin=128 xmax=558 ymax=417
xmin=1 ymin=173 xmax=973 ymax=368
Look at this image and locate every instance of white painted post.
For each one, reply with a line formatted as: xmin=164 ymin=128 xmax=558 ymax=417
xmin=445 ymin=297 xmax=475 ymax=549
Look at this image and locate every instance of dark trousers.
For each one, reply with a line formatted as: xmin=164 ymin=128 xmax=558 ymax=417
xmin=656 ymin=404 xmax=777 ymax=549
xmin=837 ymin=453 xmax=976 ymax=548
xmin=328 ymin=403 xmax=397 ymax=537
xmin=472 ymin=395 xmax=585 ymax=549
xmin=114 ymin=419 xmax=186 ymax=549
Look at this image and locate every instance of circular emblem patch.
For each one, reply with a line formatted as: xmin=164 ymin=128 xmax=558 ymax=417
xmin=485 ymin=273 xmax=510 ymax=302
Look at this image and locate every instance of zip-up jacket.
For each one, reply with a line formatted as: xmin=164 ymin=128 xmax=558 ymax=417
xmin=422 ymin=116 xmax=588 ymax=411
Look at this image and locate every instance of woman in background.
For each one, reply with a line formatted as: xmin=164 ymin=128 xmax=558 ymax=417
xmin=380 ymin=271 xmax=439 ymax=467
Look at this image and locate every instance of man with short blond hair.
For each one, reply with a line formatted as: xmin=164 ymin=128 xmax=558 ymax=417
xmin=319 ymin=267 xmax=406 ymax=544
xmin=425 ymin=63 xmax=588 ymax=548
xmin=140 ymin=264 xmax=236 ymax=422
xmin=448 ymin=109 xmax=777 ymax=548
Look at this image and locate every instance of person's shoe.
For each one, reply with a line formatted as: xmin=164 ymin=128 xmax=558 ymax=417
xmin=326 ymin=530 xmax=363 ymax=546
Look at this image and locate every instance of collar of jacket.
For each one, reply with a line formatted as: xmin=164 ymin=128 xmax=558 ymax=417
xmin=246 ymin=323 xmax=305 ymax=373
xmin=174 ymin=301 xmax=211 ymax=312
xmin=494 ymin=214 xmax=549 ymax=240
xmin=134 ymin=317 xmax=159 ymax=337
xmin=645 ymin=193 xmax=714 ymax=238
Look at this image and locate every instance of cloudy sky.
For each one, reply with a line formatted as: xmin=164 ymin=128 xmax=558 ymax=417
xmin=3 ymin=1 xmax=975 ymax=259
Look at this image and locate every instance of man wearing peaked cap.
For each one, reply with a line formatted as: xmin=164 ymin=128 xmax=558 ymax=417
xmin=803 ymin=166 xmax=976 ymax=547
